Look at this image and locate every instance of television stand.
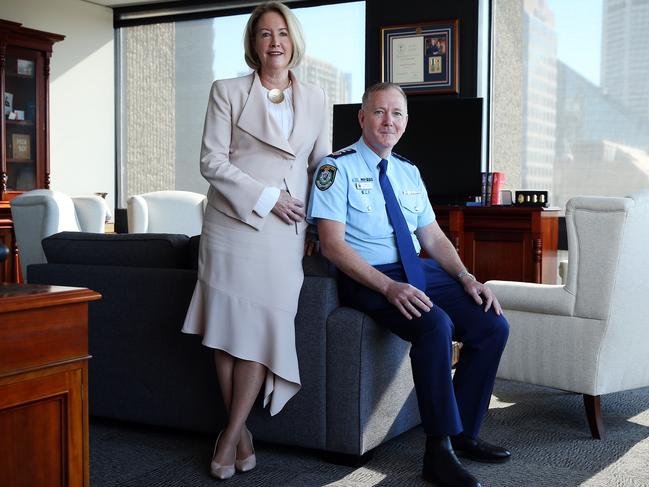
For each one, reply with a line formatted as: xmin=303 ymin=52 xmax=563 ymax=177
xmin=433 ymin=205 xmax=559 ymax=284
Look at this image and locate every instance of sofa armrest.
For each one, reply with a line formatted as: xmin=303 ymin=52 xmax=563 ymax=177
xmin=248 ymin=274 xmax=339 ymax=450
xmin=325 ymin=308 xmax=420 ymax=456
xmin=485 ymin=280 xmax=576 ymax=316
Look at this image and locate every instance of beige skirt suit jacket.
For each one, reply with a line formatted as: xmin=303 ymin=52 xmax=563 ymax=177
xmin=182 ymin=71 xmax=330 ymax=415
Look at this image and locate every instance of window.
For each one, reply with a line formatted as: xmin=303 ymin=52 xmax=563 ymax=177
xmin=491 ymin=0 xmax=649 ymax=212
xmin=117 ymin=2 xmax=365 ymax=207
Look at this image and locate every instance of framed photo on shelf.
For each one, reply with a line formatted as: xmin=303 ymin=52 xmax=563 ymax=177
xmin=17 ymin=58 xmax=35 ymax=76
xmin=4 ymin=92 xmax=13 ymax=116
xmin=381 ymin=19 xmax=459 ymax=95
xmin=11 ymin=133 xmax=31 ymax=160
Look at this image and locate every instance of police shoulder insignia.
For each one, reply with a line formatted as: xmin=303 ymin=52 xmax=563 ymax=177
xmin=393 ymin=152 xmax=414 ymax=165
xmin=315 ymin=164 xmax=337 ymax=191
xmin=328 ymin=148 xmax=357 ymax=159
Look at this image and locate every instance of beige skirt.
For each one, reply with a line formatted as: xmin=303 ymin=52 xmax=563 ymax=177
xmin=182 ymin=204 xmax=305 ymax=415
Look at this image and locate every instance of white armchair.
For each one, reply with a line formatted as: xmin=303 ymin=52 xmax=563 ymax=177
xmin=10 ymin=189 xmax=108 ymax=281
xmin=127 ymin=190 xmax=206 ymax=236
xmin=486 ymin=190 xmax=649 ymax=439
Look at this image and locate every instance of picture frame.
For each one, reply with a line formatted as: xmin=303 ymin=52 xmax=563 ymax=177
xmin=17 ymin=58 xmax=35 ymax=77
xmin=4 ymin=92 xmax=13 ymax=116
xmin=381 ymin=19 xmax=459 ymax=95
xmin=11 ymin=133 xmax=31 ymax=160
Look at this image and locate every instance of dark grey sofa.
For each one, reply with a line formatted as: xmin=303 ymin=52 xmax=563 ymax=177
xmin=28 ymin=231 xmax=421 ymax=456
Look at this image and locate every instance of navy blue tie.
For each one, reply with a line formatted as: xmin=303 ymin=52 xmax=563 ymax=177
xmin=378 ymin=159 xmax=426 ymax=291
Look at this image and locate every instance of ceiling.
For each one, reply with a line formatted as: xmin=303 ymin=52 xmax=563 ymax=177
xmin=81 ymin=0 xmax=176 ymax=7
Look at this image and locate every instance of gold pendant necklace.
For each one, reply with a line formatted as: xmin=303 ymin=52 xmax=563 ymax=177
xmin=267 ymin=88 xmax=284 ymax=104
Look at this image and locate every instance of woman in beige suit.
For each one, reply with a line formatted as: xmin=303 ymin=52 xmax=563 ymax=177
xmin=181 ymin=1 xmax=330 ymax=480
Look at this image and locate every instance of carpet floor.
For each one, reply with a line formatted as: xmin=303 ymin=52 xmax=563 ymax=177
xmin=90 ymin=379 xmax=649 ymax=486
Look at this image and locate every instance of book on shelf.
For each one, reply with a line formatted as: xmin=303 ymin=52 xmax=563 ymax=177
xmin=480 ymin=171 xmax=506 ymax=206
xmin=485 ymin=172 xmax=493 ymax=206
xmin=491 ymin=171 xmax=504 ymax=205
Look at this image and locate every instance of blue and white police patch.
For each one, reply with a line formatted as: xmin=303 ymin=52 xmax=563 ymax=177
xmin=315 ymin=164 xmax=337 ymax=191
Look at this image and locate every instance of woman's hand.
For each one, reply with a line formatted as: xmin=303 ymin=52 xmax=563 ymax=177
xmin=272 ymin=190 xmax=306 ymax=224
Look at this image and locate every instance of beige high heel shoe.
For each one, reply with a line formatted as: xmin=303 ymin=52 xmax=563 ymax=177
xmin=210 ymin=431 xmax=235 ymax=480
xmin=235 ymin=429 xmax=256 ymax=473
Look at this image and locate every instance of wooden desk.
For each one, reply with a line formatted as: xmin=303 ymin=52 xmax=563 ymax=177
xmin=434 ymin=205 xmax=559 ymax=284
xmin=0 ymin=284 xmax=101 ymax=487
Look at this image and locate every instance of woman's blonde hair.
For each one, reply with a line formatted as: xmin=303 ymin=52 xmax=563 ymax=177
xmin=243 ymin=1 xmax=305 ymax=71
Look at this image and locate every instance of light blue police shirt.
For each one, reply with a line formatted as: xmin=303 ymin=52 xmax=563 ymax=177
xmin=307 ymin=137 xmax=436 ymax=266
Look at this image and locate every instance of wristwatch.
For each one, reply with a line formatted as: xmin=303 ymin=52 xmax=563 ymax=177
xmin=457 ymin=269 xmax=476 ymax=281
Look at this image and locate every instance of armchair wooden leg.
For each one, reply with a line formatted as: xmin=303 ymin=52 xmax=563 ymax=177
xmin=583 ymin=394 xmax=604 ymax=439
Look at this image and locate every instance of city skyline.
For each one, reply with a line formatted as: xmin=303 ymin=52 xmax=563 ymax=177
xmin=211 ymin=2 xmax=364 ymax=103
xmin=547 ymin=0 xmax=602 ymax=86
xmin=550 ymin=0 xmax=649 ymax=209
xmin=492 ymin=0 xmax=648 ymax=210
xmin=600 ymin=0 xmax=649 ymax=125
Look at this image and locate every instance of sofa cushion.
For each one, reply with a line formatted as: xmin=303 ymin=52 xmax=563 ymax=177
xmin=43 ymin=231 xmax=192 ymax=269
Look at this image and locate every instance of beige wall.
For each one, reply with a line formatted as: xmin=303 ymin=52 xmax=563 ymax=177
xmin=0 ymin=0 xmax=115 ymax=213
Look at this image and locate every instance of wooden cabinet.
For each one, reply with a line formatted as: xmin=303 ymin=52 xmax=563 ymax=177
xmin=0 ymin=208 xmax=14 ymax=280
xmin=0 ymin=20 xmax=64 ymax=283
xmin=434 ymin=206 xmax=559 ymax=284
xmin=0 ymin=284 xmax=100 ymax=487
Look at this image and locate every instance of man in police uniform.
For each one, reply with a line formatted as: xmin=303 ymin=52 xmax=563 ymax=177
xmin=307 ymin=83 xmax=510 ymax=487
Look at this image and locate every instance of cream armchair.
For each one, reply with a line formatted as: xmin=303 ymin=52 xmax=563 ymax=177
xmin=10 ymin=189 xmax=107 ymax=281
xmin=486 ymin=190 xmax=649 ymax=439
xmin=127 ymin=190 xmax=206 ymax=236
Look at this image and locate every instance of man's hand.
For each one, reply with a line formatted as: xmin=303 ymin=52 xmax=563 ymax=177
xmin=385 ymin=281 xmax=433 ymax=320
xmin=318 ymin=219 xmax=431 ymax=320
xmin=272 ymin=190 xmax=305 ymax=224
xmin=460 ymin=275 xmax=503 ymax=315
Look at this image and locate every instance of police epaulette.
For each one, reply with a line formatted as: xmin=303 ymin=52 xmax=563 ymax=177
xmin=328 ymin=148 xmax=356 ymax=159
xmin=393 ymin=152 xmax=414 ymax=165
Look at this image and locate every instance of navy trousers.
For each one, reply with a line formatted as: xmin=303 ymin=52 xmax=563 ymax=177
xmin=338 ymin=259 xmax=509 ymax=438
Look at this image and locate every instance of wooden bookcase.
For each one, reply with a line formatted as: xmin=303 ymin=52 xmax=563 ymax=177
xmin=0 ymin=19 xmax=64 ymax=283
xmin=434 ymin=205 xmax=559 ymax=285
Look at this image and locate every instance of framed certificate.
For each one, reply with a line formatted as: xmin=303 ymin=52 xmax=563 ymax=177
xmin=381 ymin=20 xmax=459 ymax=95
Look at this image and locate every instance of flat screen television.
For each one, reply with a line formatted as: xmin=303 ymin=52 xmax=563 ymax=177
xmin=332 ymin=97 xmax=484 ymax=205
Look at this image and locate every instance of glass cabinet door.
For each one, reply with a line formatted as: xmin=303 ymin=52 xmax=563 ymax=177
xmin=4 ymin=49 xmax=38 ymax=192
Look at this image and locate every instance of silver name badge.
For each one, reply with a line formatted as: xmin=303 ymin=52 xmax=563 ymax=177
xmin=402 ymin=190 xmax=422 ymax=195
xmin=355 ymin=182 xmax=373 ymax=190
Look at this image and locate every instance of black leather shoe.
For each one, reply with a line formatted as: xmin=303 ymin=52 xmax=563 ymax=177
xmin=423 ymin=436 xmax=481 ymax=487
xmin=451 ymin=435 xmax=511 ymax=464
